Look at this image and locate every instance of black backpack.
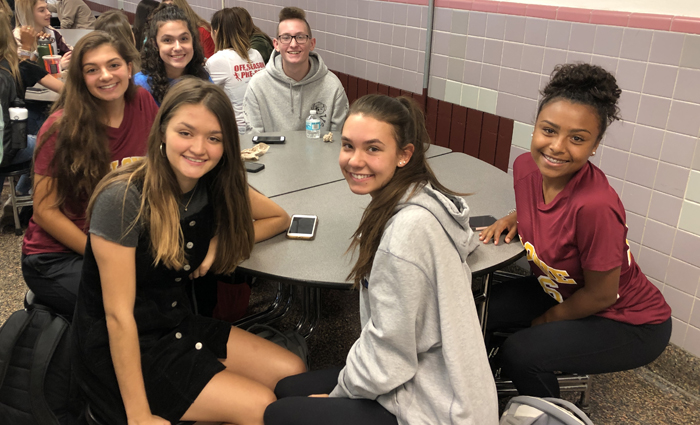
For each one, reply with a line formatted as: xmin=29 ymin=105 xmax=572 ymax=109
xmin=0 ymin=305 xmax=76 ymax=425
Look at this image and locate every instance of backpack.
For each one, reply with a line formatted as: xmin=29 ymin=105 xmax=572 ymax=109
xmin=0 ymin=305 xmax=76 ymax=425
xmin=247 ymin=324 xmax=310 ymax=369
xmin=500 ymin=396 xmax=594 ymax=425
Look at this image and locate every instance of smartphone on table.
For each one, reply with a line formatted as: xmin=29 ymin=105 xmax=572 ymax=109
xmin=252 ymin=135 xmax=286 ymax=144
xmin=470 ymin=215 xmax=497 ymax=231
xmin=286 ymin=215 xmax=318 ymax=240
xmin=245 ymin=162 xmax=265 ymax=173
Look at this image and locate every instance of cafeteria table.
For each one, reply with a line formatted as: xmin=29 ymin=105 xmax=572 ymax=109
xmin=237 ymin=151 xmax=524 ymax=336
xmin=240 ymin=131 xmax=452 ymax=198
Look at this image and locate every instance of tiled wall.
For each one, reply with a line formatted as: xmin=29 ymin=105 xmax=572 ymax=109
xmin=424 ymin=5 xmax=700 ymax=357
xmin=88 ymin=0 xmax=700 ymax=357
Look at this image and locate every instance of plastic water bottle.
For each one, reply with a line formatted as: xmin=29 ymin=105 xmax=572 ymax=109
xmin=306 ymin=109 xmax=321 ymax=139
xmin=9 ymin=100 xmax=28 ymax=150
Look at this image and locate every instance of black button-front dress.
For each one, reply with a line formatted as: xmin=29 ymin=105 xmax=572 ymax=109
xmin=72 ymin=190 xmax=232 ymax=424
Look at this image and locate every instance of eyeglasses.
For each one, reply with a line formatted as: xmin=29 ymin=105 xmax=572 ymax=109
xmin=277 ymin=34 xmax=310 ymax=44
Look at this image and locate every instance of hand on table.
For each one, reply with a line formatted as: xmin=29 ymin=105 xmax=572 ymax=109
xmin=479 ymin=212 xmax=518 ymax=245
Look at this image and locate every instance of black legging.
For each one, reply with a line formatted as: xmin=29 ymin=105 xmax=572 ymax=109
xmin=264 ymin=368 xmax=398 ymax=425
xmin=487 ymin=276 xmax=671 ymax=397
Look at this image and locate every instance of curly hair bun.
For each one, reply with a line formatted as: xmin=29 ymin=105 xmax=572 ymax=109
xmin=540 ymin=63 xmax=622 ymax=135
xmin=279 ymin=6 xmax=305 ymax=22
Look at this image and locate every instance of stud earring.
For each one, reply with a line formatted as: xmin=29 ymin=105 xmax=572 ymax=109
xmin=530 ymin=133 xmax=533 ymax=137
xmin=160 ymin=142 xmax=166 ymax=157
xmin=591 ymin=151 xmax=596 ymax=156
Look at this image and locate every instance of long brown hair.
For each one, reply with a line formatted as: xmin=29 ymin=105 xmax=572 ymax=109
xmin=232 ymin=7 xmax=272 ymax=46
xmin=0 ymin=10 xmax=21 ymax=87
xmin=171 ymin=0 xmax=211 ymax=32
xmin=88 ymin=78 xmax=254 ymax=272
xmin=95 ymin=10 xmax=141 ymax=70
xmin=35 ymin=31 xmax=138 ymax=212
xmin=346 ymin=95 xmax=461 ymax=288
xmin=211 ymin=8 xmax=251 ymax=62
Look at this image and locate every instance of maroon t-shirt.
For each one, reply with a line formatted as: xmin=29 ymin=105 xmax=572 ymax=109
xmin=513 ymin=153 xmax=671 ymax=325
xmin=23 ymin=88 xmax=159 ymax=256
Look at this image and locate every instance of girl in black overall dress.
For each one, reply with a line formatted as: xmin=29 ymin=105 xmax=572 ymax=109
xmin=72 ymin=78 xmax=305 ymax=425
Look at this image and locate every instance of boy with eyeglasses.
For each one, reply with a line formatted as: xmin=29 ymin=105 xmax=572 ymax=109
xmin=244 ymin=7 xmax=349 ymax=133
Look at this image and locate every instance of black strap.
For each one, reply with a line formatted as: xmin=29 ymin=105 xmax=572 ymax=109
xmin=0 ymin=309 xmax=33 ymax=386
xmin=29 ymin=312 xmax=67 ymax=425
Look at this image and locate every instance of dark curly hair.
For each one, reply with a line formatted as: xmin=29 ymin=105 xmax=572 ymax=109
xmin=538 ymin=63 xmax=621 ymax=139
xmin=140 ymin=3 xmax=208 ymax=105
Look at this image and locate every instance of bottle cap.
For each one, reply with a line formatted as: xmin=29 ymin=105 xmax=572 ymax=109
xmin=9 ymin=108 xmax=28 ymax=120
xmin=310 ymin=110 xmax=316 ymax=114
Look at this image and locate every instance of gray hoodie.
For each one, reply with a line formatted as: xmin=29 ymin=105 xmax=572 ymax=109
xmin=329 ymin=183 xmax=499 ymax=425
xmin=243 ymin=50 xmax=349 ymax=133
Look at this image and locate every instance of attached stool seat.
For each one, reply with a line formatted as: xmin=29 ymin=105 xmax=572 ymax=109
xmin=0 ymin=160 xmax=33 ymax=235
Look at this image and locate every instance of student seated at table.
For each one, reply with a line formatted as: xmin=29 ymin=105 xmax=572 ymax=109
xmin=234 ymin=7 xmax=273 ymax=65
xmin=48 ymin=0 xmax=96 ymax=29
xmin=13 ymin=0 xmax=72 ymax=69
xmin=206 ymin=7 xmax=265 ymax=134
xmin=94 ymin=10 xmax=140 ymax=71
xmin=0 ymin=9 xmax=62 ymax=200
xmin=243 ymin=7 xmax=348 ymax=133
xmin=72 ymin=78 xmax=306 ymax=425
xmin=264 ymin=94 xmax=499 ymax=425
xmin=134 ymin=3 xmax=209 ymax=106
xmin=479 ymin=63 xmax=672 ymax=398
xmin=132 ymin=0 xmax=159 ymax=52
xmin=171 ymin=0 xmax=214 ymax=59
xmin=21 ymin=31 xmax=158 ymax=318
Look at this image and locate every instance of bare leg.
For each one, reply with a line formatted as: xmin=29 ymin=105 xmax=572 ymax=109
xmin=182 ymin=369 xmax=274 ymax=425
xmin=221 ymin=326 xmax=307 ymax=390
xmin=181 ymin=327 xmax=307 ymax=424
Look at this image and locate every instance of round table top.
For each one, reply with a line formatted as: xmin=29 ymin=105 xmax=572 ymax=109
xmin=239 ymin=151 xmax=525 ymax=289
xmin=240 ymin=131 xmax=451 ymax=198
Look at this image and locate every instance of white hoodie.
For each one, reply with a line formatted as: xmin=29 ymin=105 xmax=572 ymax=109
xmin=243 ymin=50 xmax=349 ymax=133
xmin=329 ymin=183 xmax=499 ymax=425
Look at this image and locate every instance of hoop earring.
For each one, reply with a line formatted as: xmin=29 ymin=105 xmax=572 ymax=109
xmin=160 ymin=143 xmax=166 ymax=157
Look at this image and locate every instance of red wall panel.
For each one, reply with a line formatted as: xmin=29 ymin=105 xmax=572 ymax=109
xmin=495 ymin=118 xmax=515 ymax=172
xmin=464 ymin=109 xmax=483 ymax=158
xmin=435 ymin=101 xmax=452 ymax=148
xmin=426 ymin=97 xmax=439 ymax=144
xmin=479 ymin=113 xmax=500 ymax=165
xmin=449 ymin=105 xmax=467 ymax=153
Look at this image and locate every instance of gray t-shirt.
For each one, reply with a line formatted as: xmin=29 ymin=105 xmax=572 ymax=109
xmin=90 ymin=180 xmax=208 ymax=247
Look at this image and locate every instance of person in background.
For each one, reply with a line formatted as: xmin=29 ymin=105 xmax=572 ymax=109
xmin=132 ymin=0 xmax=158 ymax=51
xmin=479 ymin=63 xmax=672 ymax=398
xmin=206 ymin=7 xmax=264 ymax=134
xmin=0 ymin=9 xmax=62 ymax=213
xmin=134 ymin=3 xmax=209 ymax=105
xmin=21 ymin=31 xmax=158 ymax=318
xmin=94 ymin=9 xmax=140 ymax=71
xmin=13 ymin=0 xmax=72 ymax=70
xmin=48 ymin=0 xmax=95 ymax=29
xmin=72 ymin=78 xmax=305 ymax=425
xmin=233 ymin=6 xmax=272 ymax=64
xmin=264 ymin=94 xmax=499 ymax=425
xmin=171 ymin=0 xmax=213 ymax=58
xmin=244 ymin=6 xmax=348 ymax=133
xmin=0 ymin=0 xmax=14 ymax=27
